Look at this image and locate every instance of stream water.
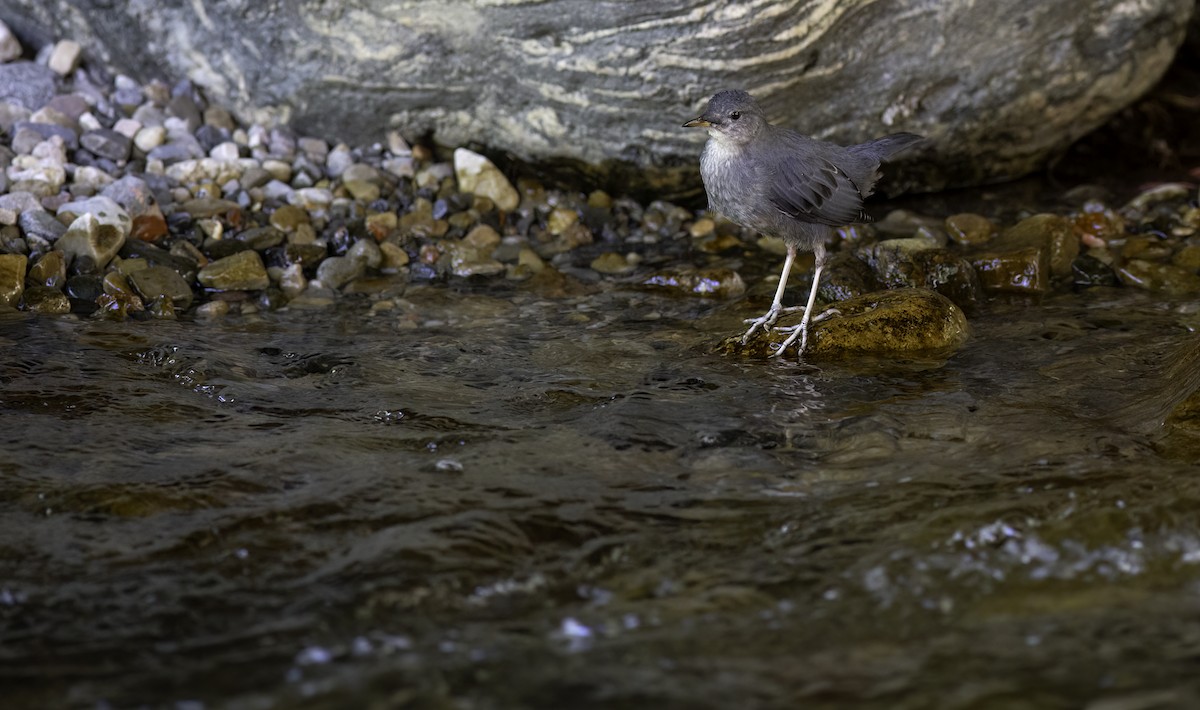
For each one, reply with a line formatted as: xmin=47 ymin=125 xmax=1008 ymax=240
xmin=3 ymin=261 xmax=1200 ymax=708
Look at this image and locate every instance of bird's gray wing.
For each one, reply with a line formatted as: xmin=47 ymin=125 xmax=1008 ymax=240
xmin=763 ymin=135 xmax=872 ymax=226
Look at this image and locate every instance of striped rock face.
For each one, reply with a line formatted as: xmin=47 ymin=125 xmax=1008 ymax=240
xmin=1 ymin=0 xmax=1192 ymax=195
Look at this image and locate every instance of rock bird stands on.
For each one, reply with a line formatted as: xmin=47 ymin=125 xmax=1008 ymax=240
xmin=684 ymin=89 xmax=922 ymax=358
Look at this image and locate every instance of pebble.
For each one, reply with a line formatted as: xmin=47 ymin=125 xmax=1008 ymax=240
xmin=315 ymin=255 xmax=364 ymax=289
xmin=23 ymin=285 xmax=70 ymax=314
xmin=944 ymin=213 xmax=997 ymax=246
xmin=28 ymin=251 xmax=66 ymax=288
xmin=640 ymin=267 xmax=746 ymax=298
xmin=54 ymin=213 xmax=127 ymax=270
xmin=454 ymin=148 xmax=519 ymax=211
xmin=0 ymin=20 xmax=21 ymax=62
xmin=996 ymin=214 xmax=1079 ymax=278
xmin=0 ymin=62 xmax=58 ymax=111
xmin=591 ymin=252 xmax=634 ymax=274
xmin=197 ymin=250 xmax=269 ymax=291
xmin=0 ymin=253 xmax=27 ymax=307
xmin=970 ymin=246 xmax=1048 ymax=295
xmin=1117 ymin=260 xmax=1200 ymax=295
xmin=81 ymin=129 xmax=133 ymax=162
xmin=47 ymin=40 xmax=83 ymax=76
xmin=57 ymin=195 xmax=132 ymax=237
xmin=128 ymin=265 xmax=195 ymax=309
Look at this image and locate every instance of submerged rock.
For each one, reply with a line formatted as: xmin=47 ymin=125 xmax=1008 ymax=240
xmin=722 ymin=288 xmax=969 ymax=360
xmin=640 ymin=267 xmax=746 ymax=298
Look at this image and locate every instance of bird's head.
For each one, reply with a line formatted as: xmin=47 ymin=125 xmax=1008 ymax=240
xmin=683 ymin=89 xmax=767 ymax=146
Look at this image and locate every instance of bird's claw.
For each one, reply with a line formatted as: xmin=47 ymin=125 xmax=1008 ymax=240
xmin=741 ymin=306 xmax=781 ymax=344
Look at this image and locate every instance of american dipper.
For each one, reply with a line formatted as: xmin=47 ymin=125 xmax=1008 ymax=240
xmin=684 ymin=89 xmax=922 ymax=357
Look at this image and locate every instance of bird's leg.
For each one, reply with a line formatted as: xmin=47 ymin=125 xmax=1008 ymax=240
xmin=741 ymin=243 xmax=797 ymax=344
xmin=772 ymin=242 xmax=829 ymax=358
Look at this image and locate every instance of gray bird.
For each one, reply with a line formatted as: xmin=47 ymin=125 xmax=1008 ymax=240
xmin=684 ymin=89 xmax=922 ymax=357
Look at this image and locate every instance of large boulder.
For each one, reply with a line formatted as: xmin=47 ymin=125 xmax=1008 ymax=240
xmin=1 ymin=1 xmax=1192 ymax=195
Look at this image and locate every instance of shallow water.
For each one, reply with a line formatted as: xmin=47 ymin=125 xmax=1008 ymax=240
xmin=3 ymin=273 xmax=1200 ymax=709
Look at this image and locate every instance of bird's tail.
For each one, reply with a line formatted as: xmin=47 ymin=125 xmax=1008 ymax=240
xmin=849 ymin=132 xmax=924 ymax=162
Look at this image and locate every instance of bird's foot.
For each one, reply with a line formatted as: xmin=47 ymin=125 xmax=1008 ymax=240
xmin=769 ymin=308 xmax=838 ymax=358
xmin=770 ymin=322 xmax=809 ymax=358
xmin=741 ymin=305 xmax=782 ymax=344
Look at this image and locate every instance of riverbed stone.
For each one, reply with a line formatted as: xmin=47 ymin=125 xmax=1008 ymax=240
xmin=197 ymin=250 xmax=269 ymax=291
xmin=723 ymin=288 xmax=969 ymax=359
xmin=54 ymin=213 xmax=126 ymax=270
xmin=315 ymin=255 xmax=364 ymax=289
xmin=970 ymin=246 xmax=1049 ymax=295
xmin=0 ymin=20 xmax=21 ymax=62
xmin=0 ymin=253 xmax=27 ymax=307
xmin=1117 ymin=260 xmax=1200 ymax=295
xmin=81 ymin=128 xmax=133 ymax=162
xmin=128 ymin=265 xmax=195 ymax=309
xmin=994 ymin=214 xmax=1079 ymax=278
xmin=17 ymin=209 xmax=66 ymax=244
xmin=454 ymin=148 xmax=519 ymax=211
xmin=640 ymin=267 xmax=747 ymax=298
xmin=27 ymin=251 xmax=66 ymax=288
xmin=945 ymin=213 xmax=998 ymax=246
xmin=57 ymin=196 xmax=132 ymax=238
xmin=23 ymin=285 xmax=70 ymax=314
xmin=0 ymin=62 xmax=58 ymax=111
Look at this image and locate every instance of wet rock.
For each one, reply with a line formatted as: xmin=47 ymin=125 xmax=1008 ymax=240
xmin=269 ymin=204 xmax=309 ymax=233
xmin=128 ymin=265 xmax=195 ymax=309
xmin=279 ymin=263 xmax=307 ymax=297
xmin=1117 ymin=260 xmax=1200 ymax=295
xmin=970 ymin=246 xmax=1048 ymax=295
xmin=995 ymin=213 xmax=1079 ymax=278
xmin=283 ymin=243 xmax=328 ymax=271
xmin=1172 ymin=244 xmax=1200 ymax=272
xmin=197 ymin=250 xmax=269 ymax=291
xmin=591 ymin=252 xmax=635 ymax=274
xmin=547 ymin=207 xmax=579 ymax=236
xmin=1071 ymin=253 xmax=1119 ymax=288
xmin=54 ymin=213 xmax=127 ymax=270
xmin=27 ymin=251 xmax=66 ymax=288
xmin=722 ymin=288 xmax=969 ymax=359
xmin=862 ymin=238 xmax=937 ymax=287
xmin=446 ymin=239 xmax=504 ymax=278
xmin=819 ymin=251 xmax=883 ymax=302
xmin=17 ymin=209 xmax=67 ymax=244
xmin=23 ymin=285 xmax=70 ymax=314
xmin=1073 ymin=202 xmax=1127 ymax=247
xmin=347 ymin=238 xmax=382 ymax=269
xmin=195 ymin=300 xmax=231 ymax=318
xmin=944 ymin=213 xmax=997 ymax=246
xmin=315 ymin=255 xmax=364 ymax=289
xmin=379 ymin=241 xmax=409 ymax=271
xmin=0 ymin=253 xmax=27 ymax=307
xmin=365 ymin=211 xmax=398 ymax=242
xmin=146 ymin=294 xmax=178 ymax=319
xmin=65 ymin=273 xmax=102 ymax=313
xmin=96 ymin=272 xmax=145 ymax=318
xmin=641 ymin=267 xmax=746 ymax=298
xmin=119 ymin=240 xmax=197 ymax=280
xmin=454 ymin=148 xmax=518 ymax=211
xmin=238 ymin=226 xmax=285 ymax=251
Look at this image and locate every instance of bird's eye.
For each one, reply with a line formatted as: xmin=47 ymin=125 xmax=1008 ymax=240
xmin=730 ymin=111 xmax=741 ymax=121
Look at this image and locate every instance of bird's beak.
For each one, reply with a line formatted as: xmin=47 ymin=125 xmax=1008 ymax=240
xmin=683 ymin=116 xmax=712 ymax=128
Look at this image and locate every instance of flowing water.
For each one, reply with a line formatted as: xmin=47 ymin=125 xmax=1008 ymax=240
xmin=3 ymin=265 xmax=1200 ymax=708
